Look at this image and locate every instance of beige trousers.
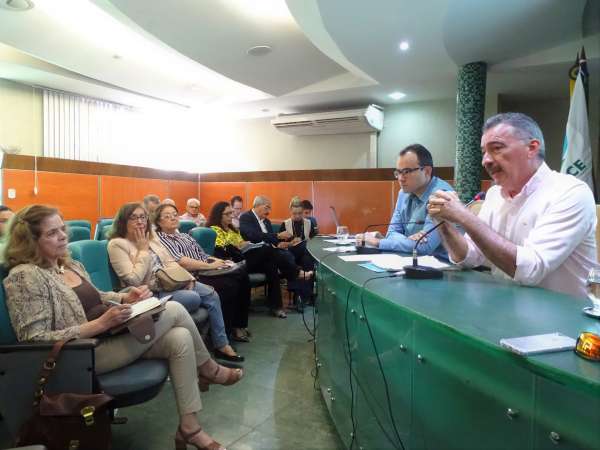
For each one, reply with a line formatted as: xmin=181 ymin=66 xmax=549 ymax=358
xmin=95 ymin=301 xmax=209 ymax=415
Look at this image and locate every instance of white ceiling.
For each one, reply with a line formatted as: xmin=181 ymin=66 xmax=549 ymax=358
xmin=0 ymin=0 xmax=597 ymax=117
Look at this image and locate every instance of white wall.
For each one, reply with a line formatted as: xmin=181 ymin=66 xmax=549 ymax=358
xmin=0 ymin=79 xmax=42 ymax=156
xmin=190 ymin=115 xmax=371 ymax=173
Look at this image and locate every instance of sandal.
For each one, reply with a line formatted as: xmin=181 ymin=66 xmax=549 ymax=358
xmin=198 ymin=364 xmax=244 ymax=392
xmin=270 ymin=308 xmax=287 ymax=319
xmin=175 ymin=426 xmax=224 ymax=450
xmin=298 ymin=270 xmax=314 ymax=280
xmin=232 ymin=333 xmax=250 ymax=343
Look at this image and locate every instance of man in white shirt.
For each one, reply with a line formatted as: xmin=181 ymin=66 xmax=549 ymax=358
xmin=428 ymin=112 xmax=596 ymax=298
xmin=179 ymin=198 xmax=206 ymax=227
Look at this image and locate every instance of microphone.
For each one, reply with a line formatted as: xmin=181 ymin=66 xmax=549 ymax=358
xmin=403 ymin=192 xmax=485 ymax=279
xmin=356 ymin=221 xmax=425 ymax=255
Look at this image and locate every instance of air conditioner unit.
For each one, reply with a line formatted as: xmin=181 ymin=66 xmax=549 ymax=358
xmin=271 ymin=105 xmax=383 ymax=136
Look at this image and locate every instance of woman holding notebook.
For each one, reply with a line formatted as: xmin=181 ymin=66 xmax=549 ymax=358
xmin=3 ymin=205 xmax=242 ymax=450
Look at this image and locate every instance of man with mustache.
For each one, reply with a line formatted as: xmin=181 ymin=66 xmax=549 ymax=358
xmin=427 ymin=113 xmax=596 ymax=297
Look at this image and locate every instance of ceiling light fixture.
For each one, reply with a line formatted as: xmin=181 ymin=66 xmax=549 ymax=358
xmin=0 ymin=0 xmax=34 ymax=11
xmin=399 ymin=41 xmax=410 ymax=52
xmin=388 ymin=92 xmax=406 ymax=100
xmin=247 ymin=45 xmax=272 ymax=56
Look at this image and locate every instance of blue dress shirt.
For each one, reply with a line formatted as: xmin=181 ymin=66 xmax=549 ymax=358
xmin=378 ymin=176 xmax=453 ymax=259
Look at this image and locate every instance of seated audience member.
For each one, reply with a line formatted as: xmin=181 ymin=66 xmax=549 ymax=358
xmin=428 ymin=112 xmax=597 ymax=298
xmin=3 ymin=205 xmax=241 ymax=450
xmin=143 ymin=194 xmax=161 ymax=218
xmin=279 ymin=196 xmax=316 ymax=271
xmin=162 ymin=198 xmax=176 ymax=207
xmin=230 ymin=195 xmax=243 ymax=229
xmin=107 ymin=202 xmax=243 ymax=362
xmin=0 ymin=205 xmax=14 ymax=238
xmin=154 ymin=203 xmax=252 ymax=345
xmin=356 ymin=144 xmax=453 ymax=259
xmin=180 ymin=198 xmax=207 ymax=227
xmin=300 ymin=199 xmax=318 ymax=234
xmin=208 ymin=201 xmax=288 ymax=319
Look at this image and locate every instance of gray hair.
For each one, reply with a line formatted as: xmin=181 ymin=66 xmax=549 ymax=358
xmin=186 ymin=198 xmax=200 ymax=206
xmin=143 ymin=194 xmax=160 ymax=206
xmin=483 ymin=113 xmax=545 ymax=159
xmin=253 ymin=195 xmax=271 ymax=208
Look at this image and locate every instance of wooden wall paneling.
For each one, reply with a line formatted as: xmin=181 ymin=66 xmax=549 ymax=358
xmin=100 ymin=176 xmax=168 ymax=218
xmin=313 ymin=181 xmax=394 ymax=235
xmin=246 ymin=181 xmax=313 ymax=221
xmin=199 ymin=182 xmax=247 ymax=217
xmin=3 ymin=169 xmax=99 ymax=226
xmin=168 ymin=180 xmax=199 ymax=212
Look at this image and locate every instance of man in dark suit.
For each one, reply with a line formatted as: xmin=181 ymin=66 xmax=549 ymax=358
xmin=239 ymin=195 xmax=307 ymax=318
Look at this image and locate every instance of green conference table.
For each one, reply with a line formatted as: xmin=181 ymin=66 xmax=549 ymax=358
xmin=308 ymin=237 xmax=600 ymax=450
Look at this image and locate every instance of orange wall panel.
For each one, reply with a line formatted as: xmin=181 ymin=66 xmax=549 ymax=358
xmin=199 ymin=182 xmax=247 ymax=217
xmin=313 ymin=181 xmax=394 ymax=235
xmin=168 ymin=180 xmax=199 ymax=212
xmin=100 ymin=176 xmax=168 ymax=218
xmin=246 ymin=181 xmax=313 ymax=221
xmin=3 ymin=169 xmax=99 ymax=226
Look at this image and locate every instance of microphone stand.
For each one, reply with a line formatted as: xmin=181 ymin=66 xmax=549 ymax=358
xmin=403 ymin=198 xmax=477 ymax=279
xmin=356 ymin=221 xmax=425 ymax=255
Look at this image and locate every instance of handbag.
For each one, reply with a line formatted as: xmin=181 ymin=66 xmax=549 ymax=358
xmin=15 ymin=339 xmax=113 ymax=450
xmin=155 ymin=264 xmax=195 ymax=291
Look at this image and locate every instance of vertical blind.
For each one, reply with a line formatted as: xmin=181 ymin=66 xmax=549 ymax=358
xmin=43 ymin=89 xmax=136 ymax=163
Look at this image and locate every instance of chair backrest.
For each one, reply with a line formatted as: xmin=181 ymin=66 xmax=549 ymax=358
xmin=68 ymin=240 xmax=116 ymax=292
xmin=67 ymin=226 xmax=91 ymax=242
xmin=178 ymin=220 xmax=197 ymax=235
xmin=0 ymin=265 xmax=17 ymax=345
xmin=270 ymin=220 xmax=283 ymax=231
xmin=467 ymin=200 xmax=484 ymax=216
xmin=94 ymin=218 xmax=114 ymax=240
xmin=65 ymin=220 xmax=91 ymax=230
xmin=189 ymin=227 xmax=217 ymax=256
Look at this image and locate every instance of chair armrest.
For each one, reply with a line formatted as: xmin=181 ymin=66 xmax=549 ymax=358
xmin=0 ymin=338 xmax=99 ymax=353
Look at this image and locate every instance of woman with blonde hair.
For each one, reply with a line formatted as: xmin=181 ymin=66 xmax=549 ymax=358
xmin=3 ymin=205 xmax=242 ymax=450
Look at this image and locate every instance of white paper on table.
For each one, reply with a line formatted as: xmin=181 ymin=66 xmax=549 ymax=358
xmin=339 ymin=255 xmax=375 ymax=262
xmin=323 ymin=246 xmax=357 ymax=253
xmin=323 ymin=238 xmax=357 ymax=245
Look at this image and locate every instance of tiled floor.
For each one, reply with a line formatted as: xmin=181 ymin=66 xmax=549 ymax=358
xmin=1 ymin=306 xmax=344 ymax=450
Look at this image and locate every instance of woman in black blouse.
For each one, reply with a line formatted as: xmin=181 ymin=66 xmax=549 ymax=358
xmin=153 ymin=204 xmax=252 ymax=352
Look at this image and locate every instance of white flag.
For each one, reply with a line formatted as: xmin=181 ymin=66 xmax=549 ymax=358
xmin=560 ymin=71 xmax=593 ymax=190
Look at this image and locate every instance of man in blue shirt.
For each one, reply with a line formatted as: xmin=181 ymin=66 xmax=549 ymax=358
xmin=359 ymin=144 xmax=453 ymax=259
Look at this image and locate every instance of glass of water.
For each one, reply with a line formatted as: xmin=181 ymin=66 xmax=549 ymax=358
xmin=586 ymin=267 xmax=600 ymax=314
xmin=336 ymin=225 xmax=349 ymax=241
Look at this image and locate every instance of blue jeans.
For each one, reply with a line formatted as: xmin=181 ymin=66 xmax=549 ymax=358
xmin=158 ymin=282 xmax=229 ymax=349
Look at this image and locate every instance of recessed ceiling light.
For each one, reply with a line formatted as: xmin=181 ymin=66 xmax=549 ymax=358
xmin=112 ymin=54 xmax=122 ymax=60
xmin=398 ymin=41 xmax=410 ymax=52
xmin=247 ymin=45 xmax=272 ymax=56
xmin=261 ymin=108 xmax=270 ymax=113
xmin=388 ymin=92 xmax=406 ymax=100
xmin=0 ymin=0 xmax=34 ymax=11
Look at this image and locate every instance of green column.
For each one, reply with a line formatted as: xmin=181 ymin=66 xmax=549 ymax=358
xmin=455 ymin=62 xmax=487 ymax=202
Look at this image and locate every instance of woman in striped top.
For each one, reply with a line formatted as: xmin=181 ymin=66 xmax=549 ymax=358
xmin=154 ymin=203 xmax=252 ymax=345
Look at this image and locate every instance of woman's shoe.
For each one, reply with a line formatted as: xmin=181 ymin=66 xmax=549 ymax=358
xmin=198 ymin=364 xmax=244 ymax=392
xmin=213 ymin=348 xmax=245 ymax=363
xmin=298 ymin=270 xmax=314 ymax=281
xmin=270 ymin=308 xmax=287 ymax=319
xmin=175 ymin=426 xmax=224 ymax=450
xmin=231 ymin=332 xmax=250 ymax=343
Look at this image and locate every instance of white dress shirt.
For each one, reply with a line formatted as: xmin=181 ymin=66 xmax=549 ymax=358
xmin=455 ymin=163 xmax=597 ymax=298
xmin=252 ymin=209 xmax=268 ymax=233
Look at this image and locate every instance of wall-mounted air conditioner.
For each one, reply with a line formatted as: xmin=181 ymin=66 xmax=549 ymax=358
xmin=271 ymin=104 xmax=383 ymax=136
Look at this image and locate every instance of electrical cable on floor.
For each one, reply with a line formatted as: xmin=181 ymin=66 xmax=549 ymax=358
xmin=360 ymin=276 xmax=407 ymax=450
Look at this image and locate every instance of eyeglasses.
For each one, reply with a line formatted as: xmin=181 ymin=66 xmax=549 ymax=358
xmin=188 ymin=205 xmax=199 ymax=210
xmin=393 ymin=167 xmax=423 ymax=177
xmin=160 ymin=213 xmax=179 ymax=220
xmin=128 ymin=214 xmax=148 ymax=222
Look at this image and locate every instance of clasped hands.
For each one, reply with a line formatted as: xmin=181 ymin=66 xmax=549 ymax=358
xmin=427 ymin=190 xmax=468 ymax=224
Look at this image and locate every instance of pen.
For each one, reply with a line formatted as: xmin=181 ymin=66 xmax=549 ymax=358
xmin=105 ymin=299 xmax=123 ymax=307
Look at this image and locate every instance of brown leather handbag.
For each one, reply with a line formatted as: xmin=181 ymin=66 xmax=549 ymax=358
xmin=155 ymin=264 xmax=195 ymax=291
xmin=15 ymin=339 xmax=113 ymax=450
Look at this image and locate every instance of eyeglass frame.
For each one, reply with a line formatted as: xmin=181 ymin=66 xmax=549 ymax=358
xmin=128 ymin=214 xmax=149 ymax=222
xmin=393 ymin=167 xmax=424 ymax=178
xmin=159 ymin=212 xmax=179 ymax=220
